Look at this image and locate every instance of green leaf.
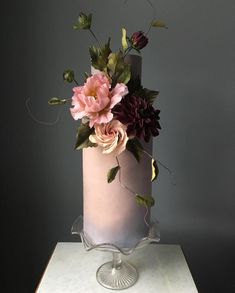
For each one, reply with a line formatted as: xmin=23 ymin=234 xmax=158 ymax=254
xmin=108 ymin=51 xmax=131 ymax=86
xmin=121 ymin=28 xmax=128 ymax=50
xmin=116 ymin=64 xmax=131 ymax=84
xmin=136 ymin=194 xmax=155 ymax=208
xmin=107 ymin=52 xmax=120 ymax=73
xmin=75 ymin=122 xmax=97 ymax=150
xmin=48 ymin=97 xmax=67 ymax=105
xmin=74 ymin=13 xmax=92 ymax=30
xmin=126 ymin=138 xmax=144 ymax=162
xmin=89 ymin=38 xmax=111 ymax=71
xmin=151 ymin=20 xmax=168 ymax=29
xmin=107 ymin=166 xmax=120 ymax=183
xmin=151 ymin=159 xmax=159 ymax=182
xmin=63 ymin=69 xmax=75 ymax=83
xmin=135 ymin=88 xmax=159 ymax=104
xmin=89 ymin=46 xmax=99 ymax=65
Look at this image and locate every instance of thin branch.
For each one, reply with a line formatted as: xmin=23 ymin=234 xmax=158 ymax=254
xmin=25 ymin=97 xmax=64 ymax=126
xmin=145 ymin=0 xmax=157 ymax=36
xmin=74 ymin=78 xmax=79 ymax=86
xmin=143 ymin=149 xmax=173 ymax=174
xmin=142 ymin=149 xmax=176 ymax=185
xmin=116 ymin=155 xmax=150 ymax=227
xmin=143 ymin=203 xmax=150 ymax=227
xmin=122 ymin=0 xmax=156 ymax=36
xmin=89 ymin=28 xmax=101 ymax=46
xmin=115 ymin=156 xmax=136 ymax=194
xmin=123 ymin=46 xmax=133 ymax=58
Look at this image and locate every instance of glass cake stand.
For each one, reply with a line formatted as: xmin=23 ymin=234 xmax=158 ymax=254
xmin=71 ymin=216 xmax=160 ymax=290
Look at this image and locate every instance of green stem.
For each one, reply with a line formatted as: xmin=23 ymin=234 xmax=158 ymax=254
xmin=89 ymin=28 xmax=100 ymax=46
xmin=145 ymin=22 xmax=153 ymax=36
xmin=123 ymin=46 xmax=133 ymax=58
xmin=115 ymin=156 xmax=135 ymax=194
xmin=144 ymin=0 xmax=156 ymax=36
xmin=143 ymin=149 xmax=173 ymax=175
xmin=26 ymin=97 xmax=64 ymax=126
xmin=74 ymin=78 xmax=79 ymax=86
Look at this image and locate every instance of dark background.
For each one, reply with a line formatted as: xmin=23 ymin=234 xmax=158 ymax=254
xmin=2 ymin=0 xmax=235 ymax=292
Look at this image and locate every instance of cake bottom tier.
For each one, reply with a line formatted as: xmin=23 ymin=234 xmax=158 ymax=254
xmin=83 ymin=142 xmax=152 ymax=249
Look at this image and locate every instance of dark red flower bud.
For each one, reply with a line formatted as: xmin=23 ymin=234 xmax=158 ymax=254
xmin=130 ymin=31 xmax=148 ymax=50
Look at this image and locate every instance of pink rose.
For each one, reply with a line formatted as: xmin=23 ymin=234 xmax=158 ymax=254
xmin=89 ymin=120 xmax=128 ymax=156
xmin=70 ymin=73 xmax=128 ymax=127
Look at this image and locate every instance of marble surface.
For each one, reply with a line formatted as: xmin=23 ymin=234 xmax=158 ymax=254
xmin=36 ymin=242 xmax=198 ymax=293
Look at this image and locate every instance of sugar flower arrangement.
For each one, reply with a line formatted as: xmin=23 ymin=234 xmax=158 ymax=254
xmin=49 ymin=12 xmax=167 ymax=208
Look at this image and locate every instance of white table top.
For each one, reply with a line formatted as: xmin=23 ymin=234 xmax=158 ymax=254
xmin=36 ymin=242 xmax=198 ymax=293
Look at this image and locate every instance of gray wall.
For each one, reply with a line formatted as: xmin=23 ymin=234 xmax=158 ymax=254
xmin=2 ymin=0 xmax=235 ymax=292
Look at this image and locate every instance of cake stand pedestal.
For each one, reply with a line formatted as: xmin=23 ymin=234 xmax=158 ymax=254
xmin=71 ymin=216 xmax=160 ymax=290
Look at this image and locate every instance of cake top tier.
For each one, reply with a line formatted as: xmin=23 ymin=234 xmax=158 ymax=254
xmin=124 ymin=54 xmax=142 ymax=80
xmin=47 ymin=8 xmax=167 ymax=206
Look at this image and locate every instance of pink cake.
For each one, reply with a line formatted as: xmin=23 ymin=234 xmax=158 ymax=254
xmin=83 ymin=55 xmax=153 ymax=248
xmin=47 ymin=11 xmax=163 ymax=254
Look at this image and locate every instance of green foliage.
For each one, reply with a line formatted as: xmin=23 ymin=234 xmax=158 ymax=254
xmin=107 ymin=52 xmax=120 ymax=73
xmin=48 ymin=97 xmax=67 ymax=105
xmin=89 ymin=38 xmax=111 ymax=71
xmin=108 ymin=51 xmax=131 ymax=86
xmin=126 ymin=78 xmax=159 ymax=103
xmin=107 ymin=166 xmax=120 ymax=183
xmin=115 ymin=62 xmax=131 ymax=85
xmin=73 ymin=13 xmax=92 ymax=30
xmin=75 ymin=122 xmax=97 ymax=150
xmin=126 ymin=138 xmax=144 ymax=162
xmin=89 ymin=47 xmax=131 ymax=86
xmin=63 ymin=69 xmax=75 ymax=83
xmin=121 ymin=28 xmax=128 ymax=50
xmin=134 ymin=88 xmax=159 ymax=104
xmin=136 ymin=194 xmax=155 ymax=208
xmin=151 ymin=20 xmax=168 ymax=29
xmin=151 ymin=159 xmax=159 ymax=182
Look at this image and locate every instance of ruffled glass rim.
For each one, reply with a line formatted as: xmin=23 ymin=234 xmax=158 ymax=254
xmin=71 ymin=215 xmax=160 ymax=255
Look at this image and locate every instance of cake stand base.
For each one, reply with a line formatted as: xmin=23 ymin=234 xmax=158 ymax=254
xmin=71 ymin=216 xmax=160 ymax=290
xmin=96 ymin=252 xmax=138 ymax=290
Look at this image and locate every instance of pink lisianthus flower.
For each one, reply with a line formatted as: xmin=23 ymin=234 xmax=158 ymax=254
xmin=70 ymin=73 xmax=128 ymax=127
xmin=89 ymin=120 xmax=128 ymax=156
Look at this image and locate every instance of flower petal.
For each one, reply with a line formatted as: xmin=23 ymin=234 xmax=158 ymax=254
xmin=110 ymin=83 xmax=128 ymax=108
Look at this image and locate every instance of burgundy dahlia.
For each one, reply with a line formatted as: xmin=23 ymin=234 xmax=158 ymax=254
xmin=130 ymin=31 xmax=148 ymax=50
xmin=112 ymin=95 xmax=161 ymax=142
